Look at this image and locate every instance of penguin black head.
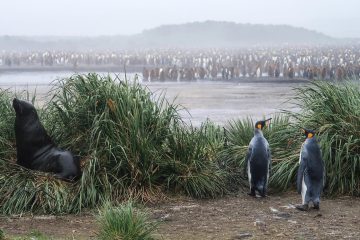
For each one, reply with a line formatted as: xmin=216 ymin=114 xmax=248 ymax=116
xmin=302 ymin=128 xmax=315 ymax=139
xmin=255 ymin=118 xmax=272 ymax=130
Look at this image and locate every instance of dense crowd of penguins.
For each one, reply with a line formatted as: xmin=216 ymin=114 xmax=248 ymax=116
xmin=1 ymin=46 xmax=360 ymax=80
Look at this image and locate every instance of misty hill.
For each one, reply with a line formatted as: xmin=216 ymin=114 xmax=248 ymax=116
xmin=138 ymin=21 xmax=335 ymax=48
xmin=0 ymin=21 xmax=340 ymax=51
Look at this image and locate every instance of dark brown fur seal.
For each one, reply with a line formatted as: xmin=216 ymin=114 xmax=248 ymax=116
xmin=13 ymin=98 xmax=81 ymax=181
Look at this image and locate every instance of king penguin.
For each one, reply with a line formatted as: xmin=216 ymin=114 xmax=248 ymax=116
xmin=245 ymin=118 xmax=272 ymax=197
xmin=296 ymin=128 xmax=325 ymax=211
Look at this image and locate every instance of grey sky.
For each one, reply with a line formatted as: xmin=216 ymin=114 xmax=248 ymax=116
xmin=1 ymin=0 xmax=359 ymax=38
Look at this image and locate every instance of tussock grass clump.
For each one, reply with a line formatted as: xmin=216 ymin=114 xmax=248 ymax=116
xmin=97 ymin=201 xmax=158 ymax=240
xmin=45 ymin=73 xmax=182 ymax=205
xmin=0 ymin=163 xmax=76 ymax=214
xmin=292 ymin=81 xmax=360 ymax=196
xmin=162 ymin=120 xmax=228 ymax=198
xmin=0 ymin=90 xmax=16 ymax=159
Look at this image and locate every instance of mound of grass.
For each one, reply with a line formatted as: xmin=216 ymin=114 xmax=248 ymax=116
xmin=0 ymin=90 xmax=16 ymax=159
xmin=45 ymin=73 xmax=183 ymax=204
xmin=0 ymin=163 xmax=77 ymax=214
xmin=162 ymin=120 xmax=228 ymax=198
xmin=292 ymin=81 xmax=360 ymax=196
xmin=97 ymin=201 xmax=158 ymax=240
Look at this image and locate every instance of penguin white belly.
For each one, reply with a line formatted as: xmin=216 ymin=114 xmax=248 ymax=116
xmin=301 ymin=175 xmax=307 ymax=204
xmin=247 ymin=161 xmax=252 ymax=188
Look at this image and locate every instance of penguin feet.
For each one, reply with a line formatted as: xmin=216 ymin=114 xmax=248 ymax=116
xmin=248 ymin=188 xmax=256 ymax=197
xmin=247 ymin=192 xmax=256 ymax=197
xmin=296 ymin=204 xmax=309 ymax=211
xmin=260 ymin=190 xmax=267 ymax=198
xmin=312 ymin=203 xmax=320 ymax=210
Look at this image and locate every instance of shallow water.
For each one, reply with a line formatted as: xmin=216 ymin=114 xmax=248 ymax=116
xmin=0 ymin=71 xmax=303 ymax=125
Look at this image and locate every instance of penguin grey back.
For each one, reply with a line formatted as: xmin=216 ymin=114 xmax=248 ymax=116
xmin=247 ymin=128 xmax=271 ymax=197
xmin=297 ymin=136 xmax=325 ymax=205
xmin=304 ymin=138 xmax=324 ymax=181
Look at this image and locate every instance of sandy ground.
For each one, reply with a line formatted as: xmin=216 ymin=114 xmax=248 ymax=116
xmin=1 ymin=192 xmax=359 ymax=239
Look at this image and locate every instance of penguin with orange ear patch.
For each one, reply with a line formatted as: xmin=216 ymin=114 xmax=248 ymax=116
xmin=245 ymin=118 xmax=272 ymax=197
xmin=296 ymin=128 xmax=325 ymax=211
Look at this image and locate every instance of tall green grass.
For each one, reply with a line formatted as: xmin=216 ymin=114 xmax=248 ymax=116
xmin=0 ymin=90 xmax=16 ymax=160
xmin=291 ymin=81 xmax=360 ymax=196
xmin=97 ymin=201 xmax=158 ymax=240
xmin=162 ymin=120 xmax=228 ymax=198
xmin=45 ymin=73 xmax=183 ymax=206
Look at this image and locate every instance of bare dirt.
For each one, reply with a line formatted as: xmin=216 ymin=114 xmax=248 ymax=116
xmin=1 ymin=192 xmax=359 ymax=239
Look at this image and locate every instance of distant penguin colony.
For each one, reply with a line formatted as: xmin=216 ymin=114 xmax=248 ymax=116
xmin=296 ymin=129 xmax=325 ymax=211
xmin=246 ymin=118 xmax=272 ymax=198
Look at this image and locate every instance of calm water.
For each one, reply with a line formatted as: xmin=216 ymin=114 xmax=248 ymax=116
xmin=0 ymin=71 xmax=138 ymax=86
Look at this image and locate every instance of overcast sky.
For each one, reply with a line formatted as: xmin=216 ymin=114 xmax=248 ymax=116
xmin=1 ymin=0 xmax=359 ymax=38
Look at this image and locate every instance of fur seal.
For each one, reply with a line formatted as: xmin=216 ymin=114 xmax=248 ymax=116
xmin=13 ymin=98 xmax=81 ymax=181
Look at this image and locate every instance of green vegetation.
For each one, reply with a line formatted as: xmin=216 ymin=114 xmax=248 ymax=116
xmin=291 ymin=81 xmax=360 ymax=196
xmin=97 ymin=201 xmax=157 ymax=240
xmin=24 ymin=230 xmax=50 ymax=240
xmin=6 ymin=230 xmax=50 ymax=240
xmin=163 ymin=120 xmax=228 ymax=198
xmin=0 ymin=229 xmax=4 ymax=240
xmin=45 ymin=73 xmax=183 ymax=207
xmin=0 ymin=90 xmax=16 ymax=160
xmin=0 ymin=75 xmax=359 ymax=215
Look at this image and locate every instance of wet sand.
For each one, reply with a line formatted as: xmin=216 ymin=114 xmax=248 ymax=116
xmin=144 ymin=79 xmax=304 ymax=125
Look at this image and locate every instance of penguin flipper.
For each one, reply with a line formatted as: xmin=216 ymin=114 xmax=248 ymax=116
xmin=297 ymin=158 xmax=306 ymax=194
xmin=267 ymin=147 xmax=272 ymax=173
